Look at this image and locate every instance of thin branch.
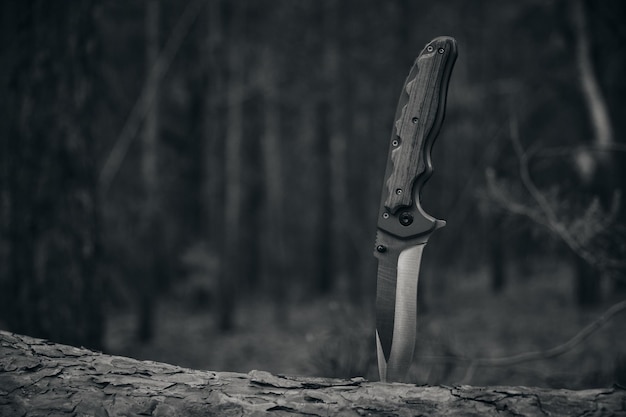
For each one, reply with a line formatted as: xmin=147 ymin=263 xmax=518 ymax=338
xmin=485 ymin=168 xmax=549 ymax=229
xmin=98 ymin=0 xmax=206 ymax=194
xmin=421 ymin=300 xmax=626 ymax=357
xmin=538 ymin=144 xmax=626 ymax=159
xmin=487 ymin=110 xmax=625 ymax=270
xmin=572 ymin=0 xmax=613 ymax=151
xmin=459 ymin=299 xmax=626 ymax=383
xmin=418 ymin=300 xmax=626 ymax=383
xmin=481 ymin=300 xmax=626 ymax=364
xmin=510 ymin=121 xmax=593 ymax=264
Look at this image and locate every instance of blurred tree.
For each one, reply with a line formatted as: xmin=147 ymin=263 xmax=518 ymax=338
xmin=0 ymin=1 xmax=16 ymax=326
xmin=321 ymin=0 xmax=349 ymax=295
xmin=202 ymin=0 xmax=225 ymax=265
xmin=219 ymin=0 xmax=247 ymax=331
xmin=258 ymin=40 xmax=288 ymax=322
xmin=195 ymin=0 xmax=227 ymax=322
xmin=1 ymin=0 xmax=104 ymax=349
xmin=570 ymin=0 xmax=618 ymax=306
xmin=289 ymin=0 xmax=331 ymax=293
xmin=137 ymin=0 xmax=161 ymax=343
xmin=97 ymin=0 xmax=206 ymax=337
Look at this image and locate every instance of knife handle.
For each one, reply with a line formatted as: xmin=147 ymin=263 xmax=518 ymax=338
xmin=383 ymin=37 xmax=457 ymax=216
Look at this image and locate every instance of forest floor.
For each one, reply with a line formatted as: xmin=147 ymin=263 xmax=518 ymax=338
xmin=105 ymin=262 xmax=626 ymax=389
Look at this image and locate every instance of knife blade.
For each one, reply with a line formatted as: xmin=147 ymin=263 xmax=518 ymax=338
xmin=375 ymin=36 xmax=457 ymax=382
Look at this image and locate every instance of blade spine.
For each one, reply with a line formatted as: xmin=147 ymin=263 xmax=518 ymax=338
xmin=375 ymin=252 xmax=399 ymax=363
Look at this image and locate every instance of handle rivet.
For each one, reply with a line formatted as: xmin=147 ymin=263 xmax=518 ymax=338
xmin=395 ymin=188 xmax=403 ymax=195
xmin=376 ymin=245 xmax=387 ymax=253
xmin=399 ymin=212 xmax=414 ymax=226
xmin=392 ymin=139 xmax=399 ymax=147
xmin=438 ymin=48 xmax=445 ymax=54
xmin=427 ymin=45 xmax=434 ymax=52
xmin=382 ymin=212 xmax=390 ymax=219
xmin=411 ymin=117 xmax=418 ymax=124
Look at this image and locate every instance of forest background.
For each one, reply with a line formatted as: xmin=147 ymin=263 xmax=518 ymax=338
xmin=1 ymin=0 xmax=625 ymax=389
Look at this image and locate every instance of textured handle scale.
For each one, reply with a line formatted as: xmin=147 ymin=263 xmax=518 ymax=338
xmin=383 ymin=37 xmax=457 ymax=215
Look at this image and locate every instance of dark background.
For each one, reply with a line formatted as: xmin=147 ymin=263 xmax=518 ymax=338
xmin=1 ymin=0 xmax=625 ymax=388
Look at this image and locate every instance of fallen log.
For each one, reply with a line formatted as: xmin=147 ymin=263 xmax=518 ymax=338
xmin=0 ymin=330 xmax=624 ymax=416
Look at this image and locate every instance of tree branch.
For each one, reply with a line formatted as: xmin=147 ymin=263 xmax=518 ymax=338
xmin=98 ymin=0 xmax=206 ymax=194
xmin=461 ymin=299 xmax=626 ymax=383
xmin=419 ymin=299 xmax=626 ymax=384
xmin=485 ymin=110 xmax=625 ymax=270
xmin=572 ymin=0 xmax=613 ymax=152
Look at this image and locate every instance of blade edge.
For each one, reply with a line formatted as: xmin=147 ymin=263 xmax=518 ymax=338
xmin=375 ymin=330 xmax=388 ymax=382
xmin=386 ymin=243 xmax=425 ymax=382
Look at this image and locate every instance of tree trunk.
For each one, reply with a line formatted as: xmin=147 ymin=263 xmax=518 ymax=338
xmin=297 ymin=97 xmax=329 ymax=296
xmin=575 ymin=254 xmax=601 ymax=308
xmin=314 ymin=101 xmax=334 ymax=295
xmin=1 ymin=331 xmax=624 ymax=417
xmin=259 ymin=45 xmax=288 ymax=324
xmin=490 ymin=215 xmax=506 ymax=293
xmin=320 ymin=0 xmax=349 ymax=294
xmin=219 ymin=1 xmax=246 ymax=331
xmin=137 ymin=0 xmax=161 ymax=343
xmin=572 ymin=0 xmax=613 ymax=161
xmin=2 ymin=1 xmax=103 ymax=350
xmin=0 ymin=1 xmax=15 ymax=324
xmin=570 ymin=0 xmax=614 ymax=307
xmin=203 ymin=0 xmax=225 ymax=251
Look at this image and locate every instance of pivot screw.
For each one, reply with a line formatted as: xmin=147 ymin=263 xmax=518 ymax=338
xmin=427 ymin=45 xmax=434 ymax=52
xmin=399 ymin=212 xmax=414 ymax=226
xmin=438 ymin=48 xmax=445 ymax=54
xmin=382 ymin=212 xmax=390 ymax=219
xmin=395 ymin=188 xmax=403 ymax=195
xmin=411 ymin=117 xmax=418 ymax=124
xmin=376 ymin=245 xmax=387 ymax=253
xmin=392 ymin=139 xmax=399 ymax=147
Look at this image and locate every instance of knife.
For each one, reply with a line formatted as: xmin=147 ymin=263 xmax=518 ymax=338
xmin=374 ymin=36 xmax=458 ymax=382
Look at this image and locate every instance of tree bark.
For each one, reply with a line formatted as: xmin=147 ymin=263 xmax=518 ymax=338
xmin=1 ymin=331 xmax=624 ymax=417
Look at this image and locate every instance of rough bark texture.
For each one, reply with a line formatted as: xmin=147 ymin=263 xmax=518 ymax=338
xmin=1 ymin=330 xmax=624 ymax=417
